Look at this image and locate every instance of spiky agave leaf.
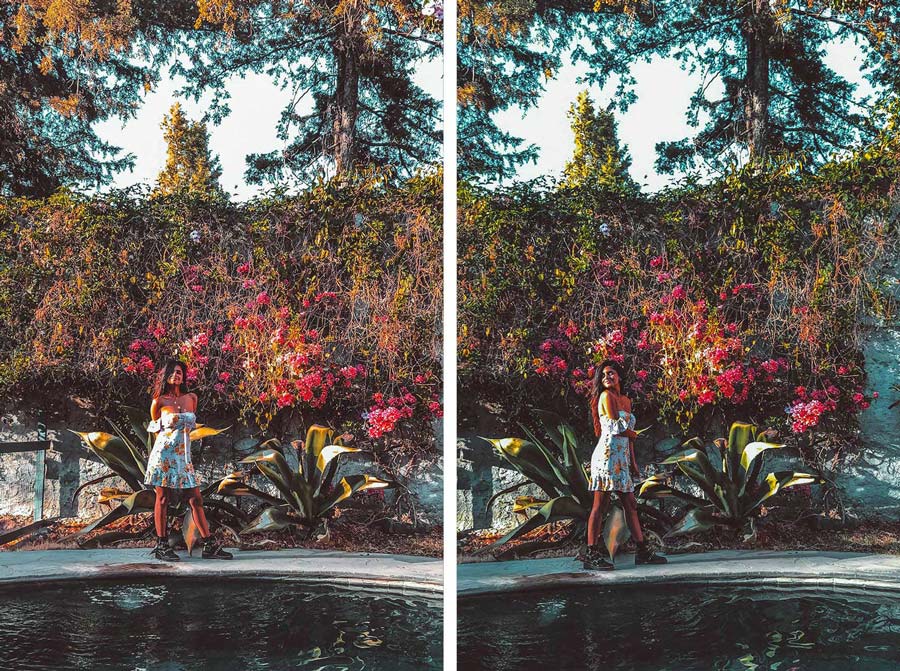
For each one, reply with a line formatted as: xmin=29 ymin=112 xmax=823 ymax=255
xmin=65 ymin=489 xmax=156 ymax=541
xmin=240 ymin=505 xmax=295 ymax=534
xmin=485 ymin=437 xmax=570 ymax=499
xmin=489 ymin=495 xmax=585 ymax=548
xmin=319 ymin=474 xmax=392 ymax=516
xmin=71 ymin=431 xmax=145 ymax=491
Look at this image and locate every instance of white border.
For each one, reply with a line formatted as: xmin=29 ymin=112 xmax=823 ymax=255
xmin=442 ymin=0 xmax=458 ymax=667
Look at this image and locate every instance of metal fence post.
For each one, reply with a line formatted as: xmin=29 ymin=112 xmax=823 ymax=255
xmin=33 ymin=419 xmax=46 ymax=522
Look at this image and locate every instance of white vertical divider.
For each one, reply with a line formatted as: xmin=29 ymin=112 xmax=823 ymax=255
xmin=442 ymin=0 xmax=458 ymax=668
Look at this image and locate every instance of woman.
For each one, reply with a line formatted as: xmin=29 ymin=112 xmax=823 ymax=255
xmin=145 ymin=359 xmax=232 ymax=561
xmin=583 ymin=360 xmax=665 ymax=570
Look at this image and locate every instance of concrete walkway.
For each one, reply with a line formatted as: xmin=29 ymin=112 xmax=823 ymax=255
xmin=0 ymin=548 xmax=442 ymax=598
xmin=458 ymin=549 xmax=900 ymax=596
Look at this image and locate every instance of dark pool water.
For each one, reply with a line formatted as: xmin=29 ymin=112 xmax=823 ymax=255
xmin=0 ymin=578 xmax=440 ymax=670
xmin=458 ymin=585 xmax=900 ymax=670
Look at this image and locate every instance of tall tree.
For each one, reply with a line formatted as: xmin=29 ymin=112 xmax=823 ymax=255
xmin=580 ymin=0 xmax=900 ymax=173
xmin=459 ymin=1 xmax=900 ymax=181
xmin=181 ymin=1 xmax=443 ymax=184
xmin=562 ymin=90 xmax=636 ymax=192
xmin=156 ymin=103 xmax=223 ymax=195
xmin=0 ymin=1 xmax=194 ymax=197
xmin=457 ymin=0 xmax=587 ymax=183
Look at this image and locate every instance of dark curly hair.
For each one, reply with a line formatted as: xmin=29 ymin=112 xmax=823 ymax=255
xmin=152 ymin=359 xmax=190 ymax=399
xmin=590 ymin=359 xmax=626 ymax=437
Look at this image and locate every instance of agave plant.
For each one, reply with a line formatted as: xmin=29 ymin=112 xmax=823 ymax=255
xmin=68 ymin=406 xmax=240 ymax=551
xmin=217 ymin=424 xmax=392 ymax=537
xmin=484 ymin=411 xmax=670 ymax=558
xmin=639 ymin=421 xmax=823 ymax=537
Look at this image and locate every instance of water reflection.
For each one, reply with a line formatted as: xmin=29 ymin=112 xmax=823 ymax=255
xmin=0 ymin=579 xmax=439 ymax=671
xmin=459 ymin=586 xmax=900 ymax=671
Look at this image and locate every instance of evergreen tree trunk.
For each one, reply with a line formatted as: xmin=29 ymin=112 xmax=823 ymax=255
xmin=331 ymin=16 xmax=362 ymax=176
xmin=741 ymin=0 xmax=773 ymax=161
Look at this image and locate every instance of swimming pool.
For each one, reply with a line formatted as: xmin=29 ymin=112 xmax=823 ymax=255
xmin=458 ymin=584 xmax=900 ymax=670
xmin=0 ymin=578 xmax=441 ymax=670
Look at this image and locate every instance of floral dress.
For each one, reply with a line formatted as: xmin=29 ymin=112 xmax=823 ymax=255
xmin=589 ymin=408 xmax=636 ymax=492
xmin=144 ymin=411 xmax=198 ymax=489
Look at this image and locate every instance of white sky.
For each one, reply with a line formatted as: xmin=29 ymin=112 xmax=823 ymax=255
xmin=95 ymin=55 xmax=443 ymax=202
xmin=495 ymin=39 xmax=874 ymax=191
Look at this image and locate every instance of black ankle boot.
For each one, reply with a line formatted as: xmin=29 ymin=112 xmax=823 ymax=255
xmin=201 ymin=537 xmax=233 ymax=560
xmin=582 ymin=545 xmax=614 ymax=571
xmin=635 ymin=541 xmax=667 ymax=565
xmin=151 ymin=536 xmax=180 ymax=562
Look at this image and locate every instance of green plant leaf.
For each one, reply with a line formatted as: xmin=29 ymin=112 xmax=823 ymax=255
xmin=485 ymin=437 xmax=569 ymax=499
xmin=71 ymin=431 xmax=145 ymax=491
xmin=64 ymin=489 xmax=156 ymax=540
xmin=319 ymin=474 xmax=392 ymax=515
xmin=725 ymin=422 xmax=756 ymax=480
xmin=740 ymin=441 xmax=785 ymax=471
xmin=666 ymin=507 xmax=720 ymax=537
xmin=121 ymin=405 xmax=151 ymax=453
xmin=189 ymin=425 xmax=229 ymax=442
xmin=742 ymin=472 xmax=823 ymax=517
xmin=603 ymin=504 xmax=631 ymax=558
xmin=638 ymin=474 xmax=707 ymax=507
xmin=240 ymin=505 xmax=294 ymax=534
xmin=488 ymin=495 xmax=585 ymax=549
xmin=316 ymin=444 xmax=361 ymax=473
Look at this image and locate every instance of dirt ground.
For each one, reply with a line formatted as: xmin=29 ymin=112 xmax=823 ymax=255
xmin=458 ymin=517 xmax=900 ymax=563
xmin=0 ymin=508 xmax=442 ymax=558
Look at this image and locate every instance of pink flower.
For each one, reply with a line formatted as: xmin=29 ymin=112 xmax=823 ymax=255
xmin=649 ymin=255 xmax=665 ymax=268
xmin=214 ymin=383 xmax=226 ymax=393
xmin=256 ymin=291 xmax=271 ymax=306
xmin=636 ymin=370 xmax=648 ymax=381
xmin=237 ymin=262 xmax=251 ymax=275
xmin=242 ymin=279 xmax=256 ymax=289
xmin=671 ymin=285 xmax=687 ymax=300
xmin=697 ymin=390 xmax=715 ymax=405
xmin=218 ymin=372 xmax=231 ymax=383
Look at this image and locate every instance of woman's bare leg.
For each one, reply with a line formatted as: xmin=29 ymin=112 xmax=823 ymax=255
xmin=621 ymin=492 xmax=644 ymax=544
xmin=185 ymin=486 xmax=211 ymax=538
xmin=153 ymin=486 xmax=169 ymax=538
xmin=586 ymin=490 xmax=611 ymax=547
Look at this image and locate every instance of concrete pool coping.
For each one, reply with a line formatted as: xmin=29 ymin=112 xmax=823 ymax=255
xmin=0 ymin=548 xmax=442 ymax=599
xmin=458 ymin=549 xmax=900 ymax=597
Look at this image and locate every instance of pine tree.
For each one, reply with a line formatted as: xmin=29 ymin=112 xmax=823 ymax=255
xmin=562 ymin=91 xmax=635 ymax=192
xmin=0 ymin=1 xmax=186 ymax=196
xmin=459 ymin=1 xmax=900 ymax=181
xmin=183 ymin=0 xmax=442 ymax=184
xmin=156 ymin=103 xmax=223 ymax=196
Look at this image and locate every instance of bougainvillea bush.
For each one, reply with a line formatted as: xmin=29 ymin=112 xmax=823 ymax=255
xmin=0 ymin=169 xmax=442 ymax=455
xmin=459 ymin=105 xmax=900 ymax=467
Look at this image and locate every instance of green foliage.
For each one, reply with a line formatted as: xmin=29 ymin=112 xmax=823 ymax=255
xmin=156 ymin=103 xmax=223 ymax=196
xmin=484 ymin=411 xmax=649 ymax=555
xmin=218 ymin=424 xmax=392 ymax=535
xmin=0 ymin=1 xmax=191 ymax=196
xmin=459 ymin=115 xmax=900 ymax=449
xmin=70 ymin=407 xmax=236 ymax=550
xmin=0 ymin=171 xmax=442 ymax=449
xmin=639 ymin=421 xmax=823 ymax=537
xmin=184 ymin=0 xmax=442 ymax=183
xmin=562 ymin=91 xmax=636 ymax=194
xmin=1 ymin=2 xmax=441 ymax=196
xmin=459 ymin=1 xmax=900 ymax=180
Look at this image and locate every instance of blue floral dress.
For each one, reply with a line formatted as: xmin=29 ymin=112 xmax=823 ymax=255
xmin=144 ymin=411 xmax=198 ymax=489
xmin=589 ymin=408 xmax=636 ymax=492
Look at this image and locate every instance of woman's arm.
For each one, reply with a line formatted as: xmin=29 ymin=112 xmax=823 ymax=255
xmin=602 ymin=391 xmax=631 ymax=434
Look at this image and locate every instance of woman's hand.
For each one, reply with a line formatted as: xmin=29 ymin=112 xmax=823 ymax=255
xmin=630 ymin=462 xmax=641 ymax=479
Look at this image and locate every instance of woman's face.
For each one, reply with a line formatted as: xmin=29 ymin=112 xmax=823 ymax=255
xmin=167 ymin=366 xmax=184 ymax=387
xmin=601 ymin=366 xmax=619 ymax=389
